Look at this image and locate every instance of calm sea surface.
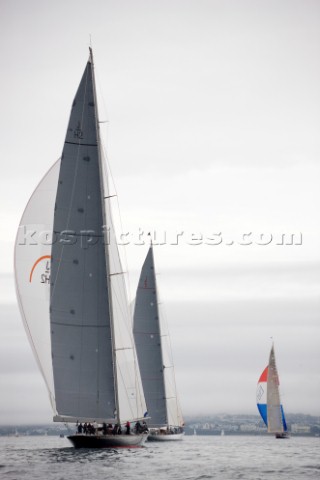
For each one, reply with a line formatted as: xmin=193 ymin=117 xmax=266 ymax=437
xmin=0 ymin=435 xmax=319 ymax=480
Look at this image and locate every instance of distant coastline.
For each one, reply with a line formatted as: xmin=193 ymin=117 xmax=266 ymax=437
xmin=1 ymin=413 xmax=319 ymax=437
xmin=184 ymin=413 xmax=319 ymax=436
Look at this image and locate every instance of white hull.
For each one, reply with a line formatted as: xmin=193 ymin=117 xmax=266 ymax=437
xmin=147 ymin=432 xmax=184 ymax=442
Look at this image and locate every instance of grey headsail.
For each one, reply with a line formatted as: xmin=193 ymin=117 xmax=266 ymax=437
xmin=50 ymin=53 xmax=115 ymax=421
xmin=133 ymin=246 xmax=167 ymax=426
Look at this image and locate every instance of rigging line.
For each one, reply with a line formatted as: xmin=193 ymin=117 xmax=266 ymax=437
xmin=111 ymin=275 xmax=131 ymax=316
xmin=102 ymin=181 xmax=132 ymax=326
xmin=106 ymin=243 xmax=139 ymax=411
xmin=94 ymin=59 xmax=111 ymax=133
xmin=95 ymin=74 xmax=144 ymax=419
xmin=109 ymin=231 xmax=132 ymax=324
xmin=155 ymin=268 xmax=181 ymax=420
xmin=115 ymin=346 xmax=145 ymax=421
xmin=132 ymin=340 xmax=144 ymax=417
xmin=112 ymin=279 xmax=145 ymax=418
xmin=101 ymin=142 xmax=133 ymax=306
xmin=109 ymin=271 xmax=130 ymax=323
xmin=110 ymin=289 xmax=137 ymax=355
xmin=93 ymin=58 xmax=121 ymax=422
xmin=152 ymin=266 xmax=168 ymax=424
xmin=115 ymin=354 xmax=135 ymax=420
xmin=110 ymin=285 xmax=137 ymax=349
xmin=107 ymin=248 xmax=133 ymax=330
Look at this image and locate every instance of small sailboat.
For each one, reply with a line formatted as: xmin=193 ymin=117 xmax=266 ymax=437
xmin=14 ymin=49 xmax=149 ymax=448
xmin=133 ymin=245 xmax=184 ymax=441
xmin=256 ymin=344 xmax=289 ymax=439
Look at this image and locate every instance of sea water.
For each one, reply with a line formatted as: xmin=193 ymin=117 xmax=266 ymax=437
xmin=0 ymin=435 xmax=319 ymax=479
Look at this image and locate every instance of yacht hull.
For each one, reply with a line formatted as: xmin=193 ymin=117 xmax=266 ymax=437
xmin=275 ymin=432 xmax=290 ymax=439
xmin=147 ymin=432 xmax=184 ymax=442
xmin=68 ymin=433 xmax=148 ymax=448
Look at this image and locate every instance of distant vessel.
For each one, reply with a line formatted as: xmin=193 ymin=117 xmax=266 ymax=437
xmin=14 ymin=49 xmax=148 ymax=448
xmin=133 ymin=245 xmax=184 ymax=441
xmin=256 ymin=344 xmax=289 ymax=439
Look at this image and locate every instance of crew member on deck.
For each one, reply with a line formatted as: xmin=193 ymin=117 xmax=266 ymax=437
xmin=125 ymin=421 xmax=131 ymax=435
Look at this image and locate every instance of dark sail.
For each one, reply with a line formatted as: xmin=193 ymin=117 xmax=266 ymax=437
xmin=50 ymin=55 xmax=115 ymax=421
xmin=133 ymin=247 xmax=167 ymax=426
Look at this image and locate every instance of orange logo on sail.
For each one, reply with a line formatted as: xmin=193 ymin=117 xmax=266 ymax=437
xmin=29 ymin=255 xmax=51 ymax=283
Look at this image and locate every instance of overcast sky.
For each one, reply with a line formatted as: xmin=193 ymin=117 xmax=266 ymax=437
xmin=0 ymin=0 xmax=319 ymax=424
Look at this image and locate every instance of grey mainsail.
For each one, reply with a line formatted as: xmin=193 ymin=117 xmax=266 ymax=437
xmin=50 ymin=54 xmax=115 ymax=421
xmin=133 ymin=246 xmax=183 ymax=429
xmin=133 ymin=247 xmax=167 ymax=426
